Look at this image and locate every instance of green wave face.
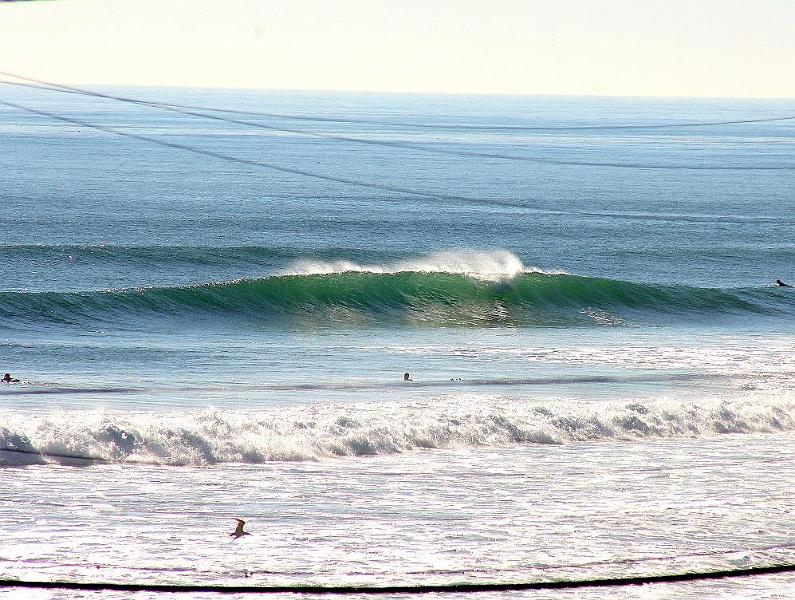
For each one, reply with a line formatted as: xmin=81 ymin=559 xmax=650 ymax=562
xmin=0 ymin=272 xmax=791 ymax=329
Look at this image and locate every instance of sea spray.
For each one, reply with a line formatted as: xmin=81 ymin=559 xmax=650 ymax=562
xmin=284 ymin=249 xmax=543 ymax=279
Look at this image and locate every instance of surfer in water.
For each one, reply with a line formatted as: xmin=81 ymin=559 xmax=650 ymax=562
xmin=775 ymin=279 xmax=792 ymax=287
xmin=403 ymin=372 xmax=413 ymax=382
xmin=2 ymin=373 xmax=20 ymax=383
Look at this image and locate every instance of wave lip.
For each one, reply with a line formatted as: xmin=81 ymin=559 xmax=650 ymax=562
xmin=2 ymin=395 xmax=793 ymax=466
xmin=283 ymin=250 xmax=554 ymax=280
xmin=0 ymin=251 xmax=791 ymax=329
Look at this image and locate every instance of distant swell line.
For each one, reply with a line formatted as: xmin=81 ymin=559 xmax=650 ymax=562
xmin=0 ymin=373 xmax=717 ymax=397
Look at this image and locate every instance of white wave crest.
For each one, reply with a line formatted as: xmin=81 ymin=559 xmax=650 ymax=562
xmin=1 ymin=394 xmax=793 ymax=467
xmin=284 ymin=250 xmax=564 ymax=280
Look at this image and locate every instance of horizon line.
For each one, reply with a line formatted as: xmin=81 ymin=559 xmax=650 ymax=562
xmin=10 ymin=78 xmax=795 ymax=102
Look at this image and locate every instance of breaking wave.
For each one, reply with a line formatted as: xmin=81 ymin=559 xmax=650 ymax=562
xmin=0 ymin=250 xmax=791 ymax=328
xmin=2 ymin=395 xmax=793 ymax=466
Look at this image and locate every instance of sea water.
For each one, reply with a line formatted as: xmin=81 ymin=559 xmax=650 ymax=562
xmin=0 ymin=84 xmax=794 ymax=598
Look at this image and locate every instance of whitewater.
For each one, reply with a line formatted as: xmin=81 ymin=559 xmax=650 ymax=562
xmin=1 ymin=86 xmax=794 ymax=598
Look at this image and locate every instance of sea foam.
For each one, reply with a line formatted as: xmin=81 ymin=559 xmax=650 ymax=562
xmin=2 ymin=394 xmax=793 ymax=467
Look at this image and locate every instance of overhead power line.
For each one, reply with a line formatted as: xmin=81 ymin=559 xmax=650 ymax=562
xmin=0 ymin=446 xmax=103 ymax=463
xmin=1 ymin=563 xmax=794 ymax=594
xmin=0 ymin=97 xmax=477 ymax=203
xmin=2 ymin=72 xmax=794 ymax=132
xmin=1 ymin=72 xmax=793 ymax=171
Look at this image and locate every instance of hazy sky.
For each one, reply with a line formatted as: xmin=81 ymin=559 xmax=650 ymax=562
xmin=1 ymin=0 xmax=793 ymax=97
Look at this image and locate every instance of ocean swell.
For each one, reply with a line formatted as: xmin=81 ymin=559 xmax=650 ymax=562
xmin=0 ymin=276 xmax=787 ymax=329
xmin=0 ymin=252 xmax=790 ymax=328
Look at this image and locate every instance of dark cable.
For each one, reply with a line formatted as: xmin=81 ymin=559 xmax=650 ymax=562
xmin=1 ymin=563 xmax=794 ymax=594
xmin=2 ymin=73 xmax=794 ymax=132
xmin=0 ymin=98 xmax=482 ymax=204
xmin=0 ymin=446 xmax=104 ymax=463
xmin=1 ymin=74 xmax=793 ymax=171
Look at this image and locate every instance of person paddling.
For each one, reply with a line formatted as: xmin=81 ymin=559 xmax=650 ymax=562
xmin=776 ymin=279 xmax=792 ymax=287
xmin=2 ymin=373 xmax=20 ymax=383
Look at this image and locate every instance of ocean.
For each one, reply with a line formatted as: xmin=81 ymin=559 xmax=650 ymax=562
xmin=0 ymin=84 xmax=794 ymax=598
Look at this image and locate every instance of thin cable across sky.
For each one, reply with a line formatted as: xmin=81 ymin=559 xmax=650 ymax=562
xmin=1 ymin=72 xmax=794 ymax=173
xmin=4 ymin=74 xmax=795 ymax=132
